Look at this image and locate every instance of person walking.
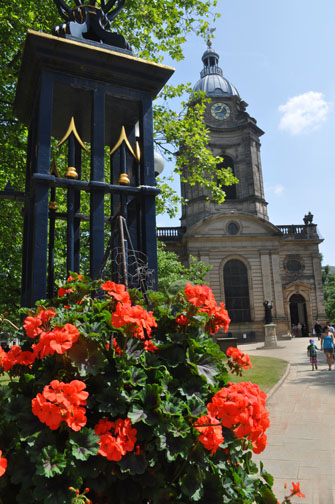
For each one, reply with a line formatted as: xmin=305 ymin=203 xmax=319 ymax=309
xmin=321 ymin=326 xmax=335 ymax=370
xmin=307 ymin=339 xmax=318 ymax=370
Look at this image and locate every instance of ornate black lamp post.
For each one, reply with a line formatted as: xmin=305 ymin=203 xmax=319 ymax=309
xmin=13 ymin=0 xmax=174 ymax=307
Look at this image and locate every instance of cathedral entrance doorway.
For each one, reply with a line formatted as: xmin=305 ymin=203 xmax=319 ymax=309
xmin=289 ymin=294 xmax=308 ymax=336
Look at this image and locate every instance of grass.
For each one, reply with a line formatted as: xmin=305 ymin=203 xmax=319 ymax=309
xmin=228 ymin=355 xmax=288 ymax=393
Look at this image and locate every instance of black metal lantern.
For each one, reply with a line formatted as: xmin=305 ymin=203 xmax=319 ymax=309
xmin=14 ymin=27 xmax=173 ymax=307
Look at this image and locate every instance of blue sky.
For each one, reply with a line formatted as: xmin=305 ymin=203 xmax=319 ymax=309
xmin=156 ymin=0 xmax=335 ymax=266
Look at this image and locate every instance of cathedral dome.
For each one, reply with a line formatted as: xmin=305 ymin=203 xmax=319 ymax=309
xmin=193 ymin=43 xmax=239 ymax=97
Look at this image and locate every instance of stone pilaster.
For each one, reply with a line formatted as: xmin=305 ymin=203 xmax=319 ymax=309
xmin=271 ymin=252 xmax=285 ymax=318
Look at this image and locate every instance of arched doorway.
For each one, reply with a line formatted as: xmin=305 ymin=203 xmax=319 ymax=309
xmin=289 ymin=294 xmax=308 ymax=336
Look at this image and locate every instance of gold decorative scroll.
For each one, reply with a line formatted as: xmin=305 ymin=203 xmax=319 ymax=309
xmin=56 ymin=116 xmax=88 ymax=152
xmin=135 ymin=140 xmax=141 ymax=162
xmin=110 ymin=126 xmax=140 ymax=162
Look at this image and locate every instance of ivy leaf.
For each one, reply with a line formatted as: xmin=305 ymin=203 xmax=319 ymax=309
xmin=36 ymin=446 xmax=67 ymax=478
xmin=69 ymin=428 xmax=100 ymax=461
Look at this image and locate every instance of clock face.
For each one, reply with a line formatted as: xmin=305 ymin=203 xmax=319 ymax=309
xmin=211 ymin=102 xmax=230 ymax=120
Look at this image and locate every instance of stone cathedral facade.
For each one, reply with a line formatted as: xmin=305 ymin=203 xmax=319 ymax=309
xmin=157 ymin=42 xmax=326 ymax=340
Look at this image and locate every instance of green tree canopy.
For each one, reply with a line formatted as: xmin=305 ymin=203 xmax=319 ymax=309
xmin=322 ymin=265 xmax=335 ymax=322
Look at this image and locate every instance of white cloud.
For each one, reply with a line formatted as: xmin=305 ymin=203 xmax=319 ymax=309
xmin=273 ymin=184 xmax=284 ymax=195
xmin=278 ymin=91 xmax=330 ymax=135
xmin=265 ymin=183 xmax=285 ymax=197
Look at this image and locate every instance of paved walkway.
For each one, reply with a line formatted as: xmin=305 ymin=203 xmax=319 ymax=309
xmin=241 ymin=337 xmax=335 ymax=504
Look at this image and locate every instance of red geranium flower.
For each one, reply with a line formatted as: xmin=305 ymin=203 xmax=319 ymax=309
xmin=226 ymin=347 xmax=252 ymax=374
xmin=290 ymin=481 xmax=306 ymax=498
xmin=194 ymin=414 xmax=224 ymax=455
xmin=179 ymin=284 xmax=231 ymax=335
xmin=101 ymin=281 xmax=131 ymax=304
xmin=94 ymin=417 xmax=137 ymax=461
xmin=198 ymin=382 xmax=270 ymax=455
xmin=0 ymin=450 xmax=7 ymax=477
xmin=32 ymin=380 xmax=88 ymax=431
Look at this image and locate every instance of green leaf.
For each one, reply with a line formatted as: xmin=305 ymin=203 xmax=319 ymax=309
xmin=36 ymin=446 xmax=67 ymax=478
xmin=193 ymin=355 xmax=219 ymax=386
xmin=262 ymin=471 xmax=274 ymax=487
xmin=144 ymin=384 xmax=161 ymax=409
xmin=128 ymin=406 xmax=148 ymax=424
xmin=69 ymin=428 xmax=100 ymax=460
xmin=119 ymin=452 xmax=148 ymax=474
xmin=181 ymin=466 xmax=203 ymax=499
xmin=259 ymin=486 xmax=279 ymax=504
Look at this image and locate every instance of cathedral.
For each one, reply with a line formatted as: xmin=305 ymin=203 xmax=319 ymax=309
xmin=157 ymin=41 xmax=326 ymax=341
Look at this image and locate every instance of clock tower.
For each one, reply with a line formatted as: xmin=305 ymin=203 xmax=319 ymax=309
xmin=158 ymin=39 xmax=326 ymax=342
xmin=181 ymin=41 xmax=268 ymax=229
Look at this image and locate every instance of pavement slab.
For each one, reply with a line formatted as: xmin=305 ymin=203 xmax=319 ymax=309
xmin=241 ymin=337 xmax=335 ymax=504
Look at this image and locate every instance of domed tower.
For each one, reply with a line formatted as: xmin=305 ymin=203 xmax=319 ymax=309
xmin=181 ymin=41 xmax=268 ymax=229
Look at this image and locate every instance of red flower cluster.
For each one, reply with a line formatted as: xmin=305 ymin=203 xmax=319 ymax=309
xmin=194 ymin=414 xmax=224 ymax=455
xmin=178 ymin=283 xmax=231 ymax=334
xmin=101 ymin=281 xmax=131 ymax=304
xmin=0 ymin=450 xmax=7 ymax=477
xmin=32 ymin=323 xmax=80 ymax=358
xmin=32 ymin=379 xmax=88 ymax=431
xmin=226 ymin=347 xmax=253 ymax=375
xmin=101 ymin=282 xmax=157 ymax=351
xmin=0 ymin=345 xmax=36 ymax=371
xmin=196 ymin=381 xmax=270 ymax=455
xmin=23 ymin=308 xmax=56 ymax=338
xmin=0 ymin=323 xmax=80 ymax=373
xmin=94 ymin=417 xmax=137 ymax=461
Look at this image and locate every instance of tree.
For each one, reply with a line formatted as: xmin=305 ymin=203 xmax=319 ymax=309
xmin=0 ymin=0 xmax=236 ymax=315
xmin=157 ymin=242 xmax=211 ymax=293
xmin=322 ymin=265 xmax=335 ymax=322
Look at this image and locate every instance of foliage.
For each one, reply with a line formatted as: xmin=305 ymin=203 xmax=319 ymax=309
xmin=157 ymin=242 xmax=211 ymax=293
xmin=0 ymin=276 xmax=280 ymax=503
xmin=322 ymin=265 xmax=335 ymax=322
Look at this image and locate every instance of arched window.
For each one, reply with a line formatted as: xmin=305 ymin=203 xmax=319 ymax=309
xmin=217 ymin=155 xmax=236 ymax=200
xmin=224 ymin=259 xmax=251 ymax=322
